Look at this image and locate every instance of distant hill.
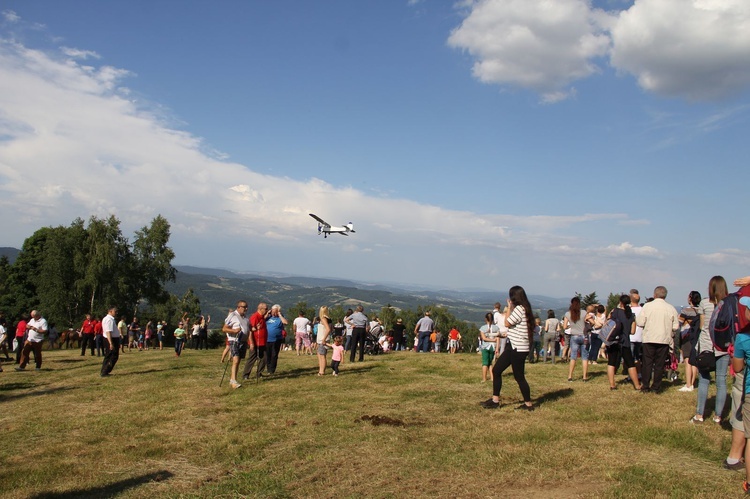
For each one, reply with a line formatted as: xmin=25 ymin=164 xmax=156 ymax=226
xmin=171 ymin=265 xmax=570 ymax=326
xmin=0 ymin=247 xmax=20 ymax=264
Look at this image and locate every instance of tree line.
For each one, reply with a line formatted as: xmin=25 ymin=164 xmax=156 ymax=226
xmin=0 ymin=215 xmax=185 ymax=328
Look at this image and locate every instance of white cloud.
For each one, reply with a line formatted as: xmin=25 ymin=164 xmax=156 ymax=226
xmin=609 ymin=0 xmax=750 ymax=101
xmin=450 ymin=0 xmax=750 ymax=102
xmin=601 ymin=242 xmax=660 ymax=257
xmin=2 ymin=10 xmax=20 ymax=23
xmin=61 ymin=46 xmax=101 ymax=60
xmin=448 ymin=0 xmax=611 ymax=102
xmin=699 ymin=249 xmax=750 ymax=266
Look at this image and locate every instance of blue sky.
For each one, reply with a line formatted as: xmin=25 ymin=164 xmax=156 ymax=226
xmin=1 ymin=0 xmax=749 ymax=304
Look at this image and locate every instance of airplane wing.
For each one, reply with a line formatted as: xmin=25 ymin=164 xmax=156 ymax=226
xmin=309 ymin=213 xmax=330 ymax=226
xmin=339 ymin=232 xmax=349 ymax=236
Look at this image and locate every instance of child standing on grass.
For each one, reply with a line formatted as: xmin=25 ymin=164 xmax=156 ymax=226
xmin=173 ymin=322 xmax=186 ymax=357
xmin=331 ymin=335 xmax=344 ymax=376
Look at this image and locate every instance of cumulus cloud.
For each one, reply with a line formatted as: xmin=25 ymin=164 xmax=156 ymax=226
xmin=448 ymin=0 xmax=611 ymax=102
xmin=450 ymin=0 xmax=750 ymax=102
xmin=610 ymin=0 xmax=750 ymax=100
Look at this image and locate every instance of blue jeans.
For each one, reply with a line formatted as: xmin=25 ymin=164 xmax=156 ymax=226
xmin=696 ymin=353 xmax=729 ymax=418
xmin=569 ymin=335 xmax=588 ymax=361
xmin=174 ymin=338 xmax=184 ymax=356
xmin=418 ymin=331 xmax=431 ymax=352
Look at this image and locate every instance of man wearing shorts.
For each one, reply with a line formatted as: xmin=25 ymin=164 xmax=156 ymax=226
xmin=223 ymin=301 xmax=250 ymax=389
xmin=293 ymin=311 xmax=310 ymax=356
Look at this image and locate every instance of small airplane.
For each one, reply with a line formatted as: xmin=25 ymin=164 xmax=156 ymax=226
xmin=309 ymin=213 xmax=355 ymax=238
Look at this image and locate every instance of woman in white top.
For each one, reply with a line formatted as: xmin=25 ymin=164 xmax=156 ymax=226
xmin=478 ymin=312 xmax=500 ymax=383
xmin=480 ymin=286 xmax=535 ymax=411
xmin=692 ymin=276 xmax=729 ymax=424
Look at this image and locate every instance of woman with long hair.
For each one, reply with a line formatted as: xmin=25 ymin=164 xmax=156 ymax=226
xmin=480 ymin=285 xmax=535 ymax=411
xmin=563 ymin=296 xmax=589 ymax=382
xmin=316 ymin=306 xmax=331 ymax=376
xmin=692 ymin=276 xmax=730 ymax=424
xmin=678 ymin=290 xmax=701 ymax=392
xmin=606 ymin=295 xmax=642 ymax=390
xmin=542 ymin=310 xmax=559 ymax=363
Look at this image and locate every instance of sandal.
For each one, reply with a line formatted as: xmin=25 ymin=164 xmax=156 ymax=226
xmin=690 ymin=415 xmax=704 ymax=424
xmin=713 ymin=416 xmax=722 ymax=424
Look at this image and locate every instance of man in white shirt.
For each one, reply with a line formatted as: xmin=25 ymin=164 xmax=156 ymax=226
xmin=101 ymin=306 xmax=120 ymax=377
xmin=636 ymin=286 xmax=680 ymax=393
xmin=223 ymin=300 xmax=250 ymax=389
xmin=16 ymin=310 xmax=47 ymax=371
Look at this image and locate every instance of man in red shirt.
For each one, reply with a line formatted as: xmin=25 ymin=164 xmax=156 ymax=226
xmin=80 ymin=314 xmax=96 ymax=356
xmin=242 ymin=302 xmax=268 ymax=380
xmin=93 ymin=317 xmax=104 ymax=356
xmin=14 ymin=314 xmax=29 ymax=364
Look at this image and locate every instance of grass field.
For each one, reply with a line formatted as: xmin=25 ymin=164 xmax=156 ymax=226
xmin=0 ymin=347 xmax=744 ymax=498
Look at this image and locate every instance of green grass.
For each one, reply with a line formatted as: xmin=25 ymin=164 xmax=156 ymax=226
xmin=0 ymin=348 xmax=743 ymax=498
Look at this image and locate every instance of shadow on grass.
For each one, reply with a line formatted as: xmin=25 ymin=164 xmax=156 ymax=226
xmin=54 ymin=358 xmax=88 ymax=364
xmin=266 ymin=364 xmax=377 ymax=380
xmin=0 ymin=385 xmax=77 ymax=402
xmin=118 ymin=368 xmax=171 ymax=376
xmin=0 ymin=381 xmax=37 ymax=391
xmin=533 ymin=388 xmax=574 ymax=407
xmin=29 ymin=470 xmax=173 ymax=499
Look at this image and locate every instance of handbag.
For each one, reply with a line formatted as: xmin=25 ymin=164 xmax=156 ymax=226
xmin=694 ymin=350 xmax=716 ymax=372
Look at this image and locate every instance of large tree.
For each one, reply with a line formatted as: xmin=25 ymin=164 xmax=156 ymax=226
xmin=131 ymin=215 xmax=176 ymax=310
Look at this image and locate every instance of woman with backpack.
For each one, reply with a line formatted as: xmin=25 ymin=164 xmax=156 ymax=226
xmin=677 ymin=291 xmax=701 ymax=392
xmin=691 ymin=276 xmax=729 ymax=424
xmin=606 ymin=295 xmax=642 ymax=391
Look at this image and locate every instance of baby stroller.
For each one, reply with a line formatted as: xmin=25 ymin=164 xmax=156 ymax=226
xmin=364 ymin=330 xmax=383 ymax=356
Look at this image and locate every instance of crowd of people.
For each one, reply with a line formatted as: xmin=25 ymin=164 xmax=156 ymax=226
xmin=5 ymin=276 xmax=750 ymax=492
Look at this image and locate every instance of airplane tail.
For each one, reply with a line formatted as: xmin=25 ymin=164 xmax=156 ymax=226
xmin=346 ymin=223 xmax=355 ymax=233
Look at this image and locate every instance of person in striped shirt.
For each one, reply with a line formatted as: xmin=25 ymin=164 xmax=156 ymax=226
xmin=481 ymin=285 xmax=535 ymax=411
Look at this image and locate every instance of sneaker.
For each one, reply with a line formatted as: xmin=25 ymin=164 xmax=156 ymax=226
xmin=678 ymin=385 xmax=692 ymax=392
xmin=515 ymin=404 xmax=534 ymax=412
xmin=480 ymin=398 xmax=500 ymax=409
xmin=723 ymin=459 xmax=744 ymax=471
xmin=35 ymin=368 xmax=41 ymax=371
xmin=690 ymin=415 xmax=704 ymax=424
xmin=14 ymin=366 xmax=25 ymax=371
xmin=229 ymin=380 xmax=241 ymax=389
xmin=713 ymin=416 xmax=722 ymax=424
xmin=100 ymin=373 xmax=110 ymax=378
